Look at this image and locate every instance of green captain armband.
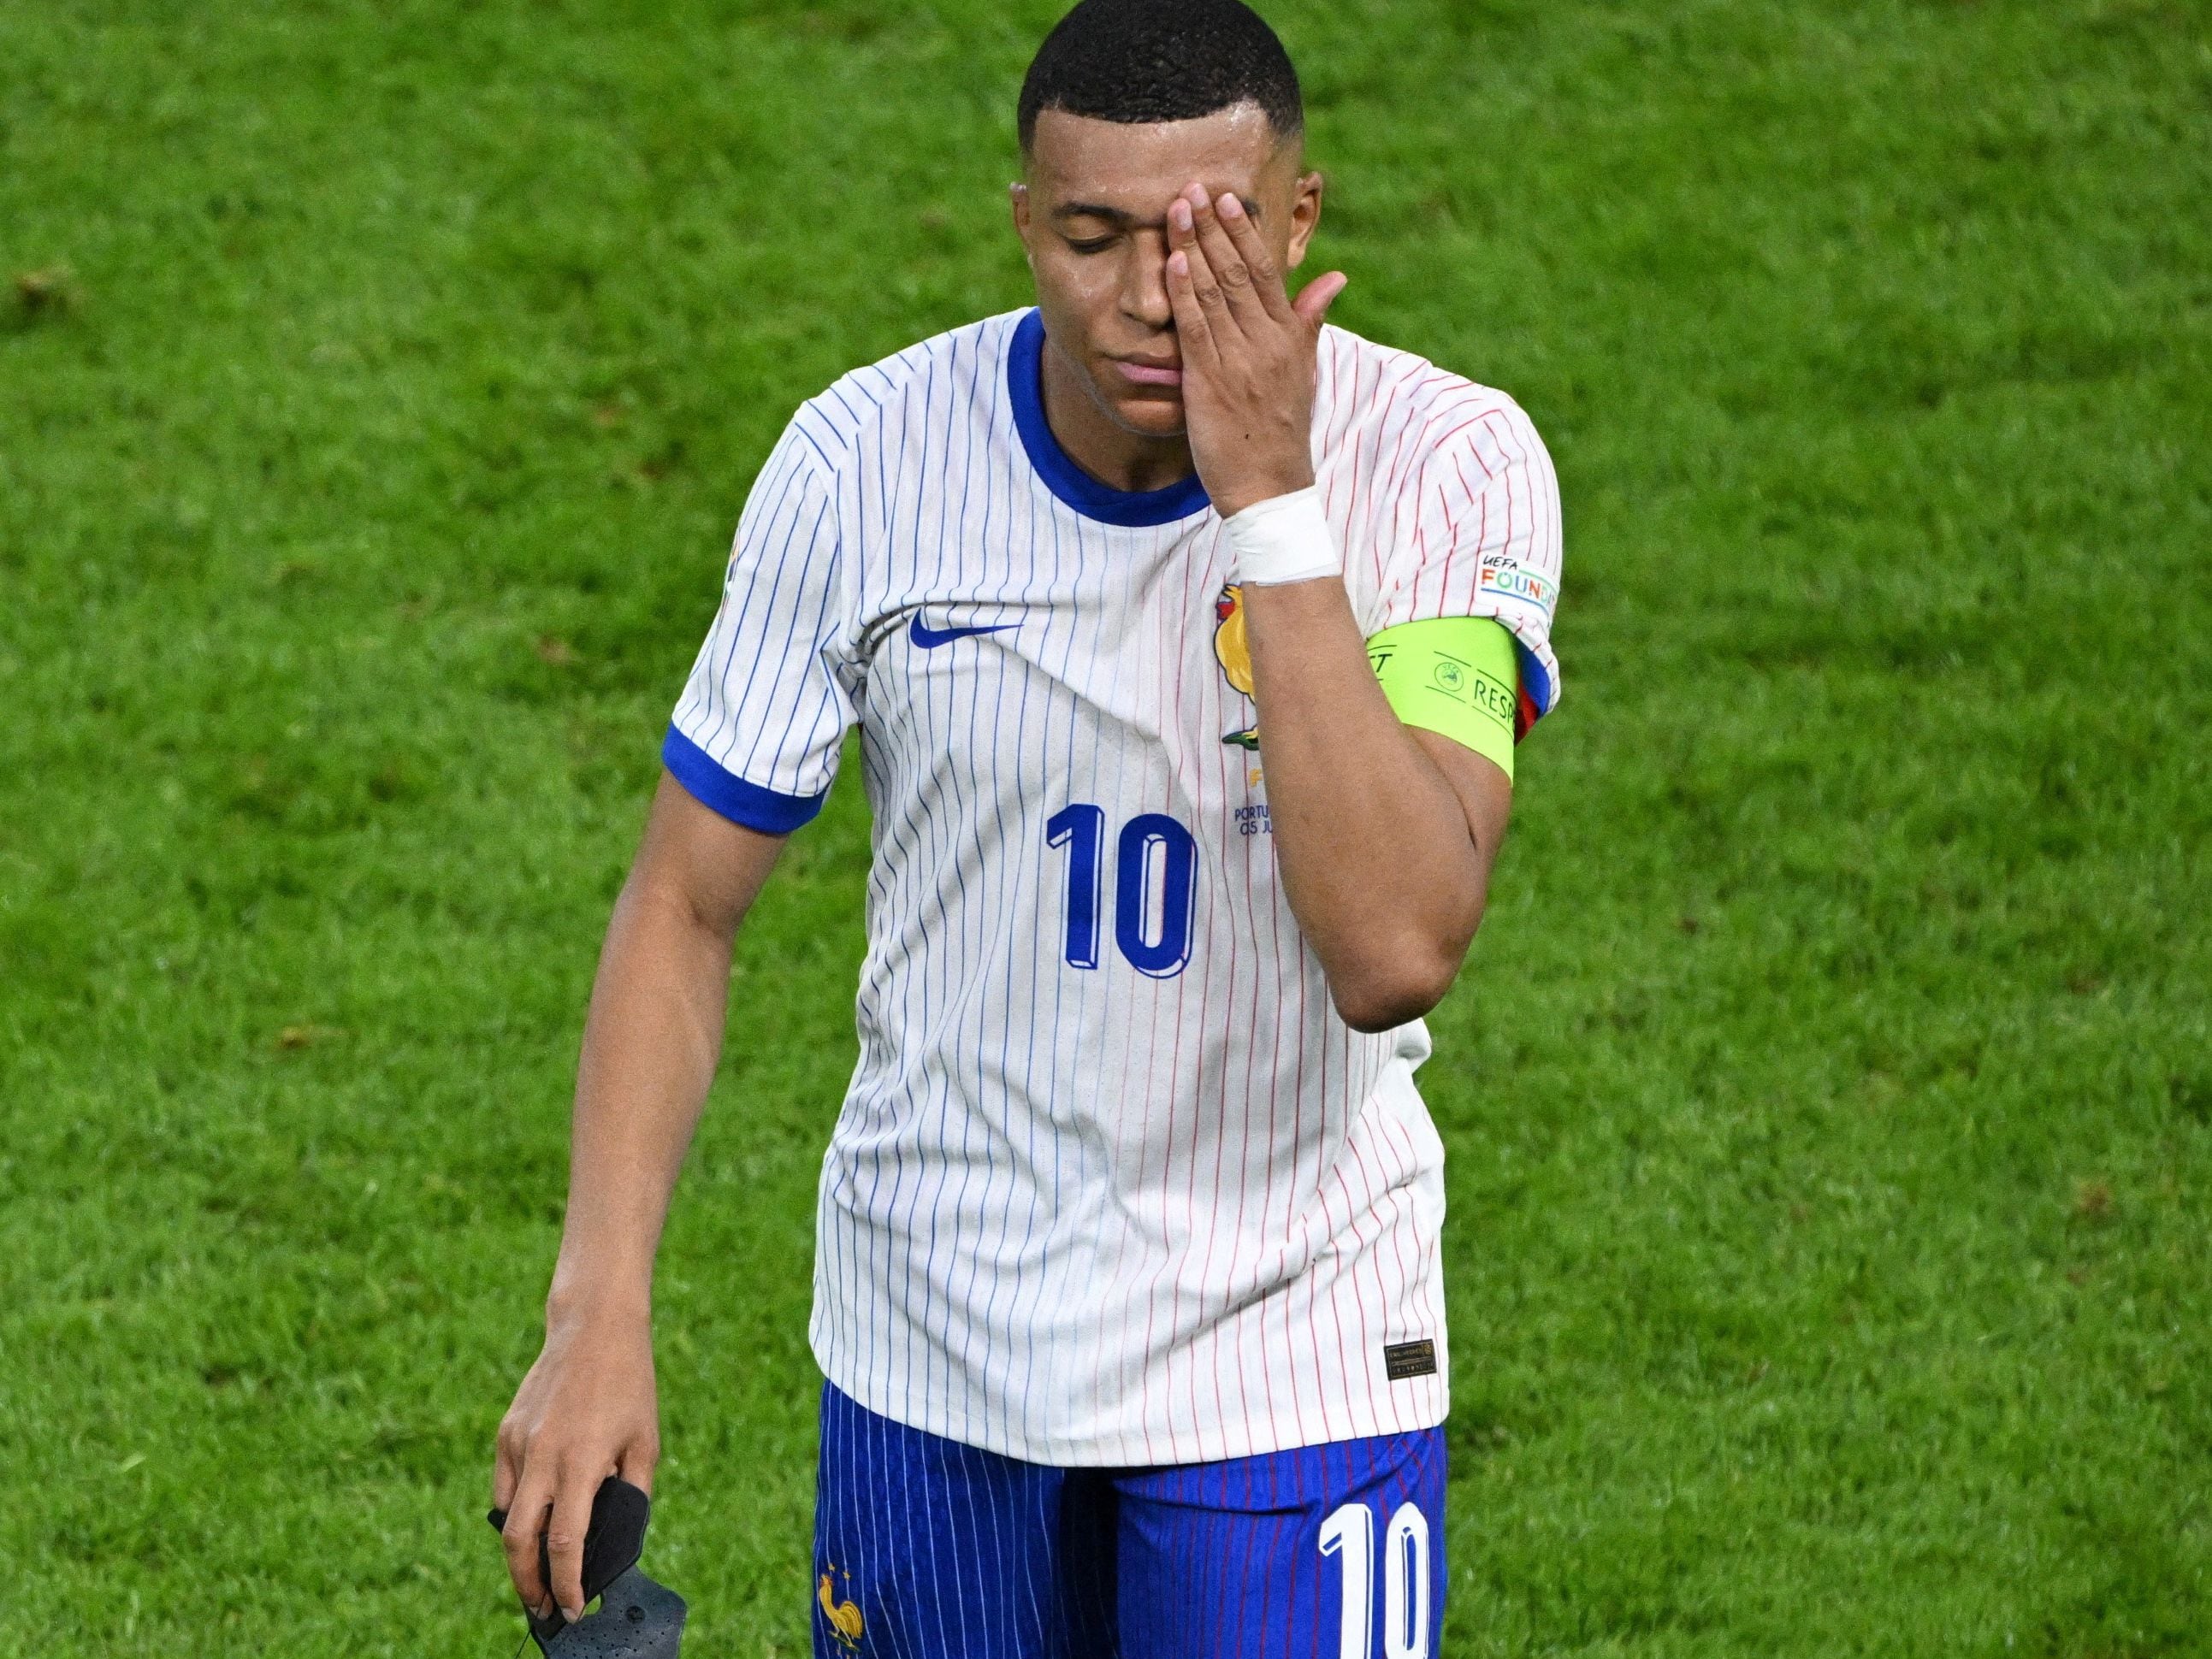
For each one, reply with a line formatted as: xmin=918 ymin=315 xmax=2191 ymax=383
xmin=1367 ymin=616 xmax=1520 ymax=782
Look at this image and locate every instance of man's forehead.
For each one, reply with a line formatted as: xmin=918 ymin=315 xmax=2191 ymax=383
xmin=1027 ymin=103 xmax=1294 ymax=208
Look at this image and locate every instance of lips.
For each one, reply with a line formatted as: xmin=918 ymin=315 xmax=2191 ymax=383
xmin=1115 ymin=357 xmax=1183 ymax=387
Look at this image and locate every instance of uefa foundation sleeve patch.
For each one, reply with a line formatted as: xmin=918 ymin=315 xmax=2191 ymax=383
xmin=1384 ymin=1340 xmax=1439 ymax=1381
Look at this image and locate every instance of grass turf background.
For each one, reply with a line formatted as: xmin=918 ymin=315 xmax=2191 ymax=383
xmin=3 ymin=0 xmax=2209 ymax=1652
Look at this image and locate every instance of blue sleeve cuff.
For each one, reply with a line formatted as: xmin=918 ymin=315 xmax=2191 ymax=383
xmin=660 ymin=725 xmax=828 ymax=834
xmin=1512 ymin=638 xmax=1553 ymax=719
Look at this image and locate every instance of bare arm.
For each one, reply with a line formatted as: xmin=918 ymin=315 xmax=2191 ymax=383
xmin=1162 ymin=181 xmax=1512 ymax=1031
xmin=494 ymin=771 xmax=787 ymax=1624
xmin=1241 ymin=577 xmax=1511 ymax=1030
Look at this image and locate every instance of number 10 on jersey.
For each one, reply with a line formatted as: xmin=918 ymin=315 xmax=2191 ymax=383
xmin=1045 ymin=803 xmax=1198 ymax=978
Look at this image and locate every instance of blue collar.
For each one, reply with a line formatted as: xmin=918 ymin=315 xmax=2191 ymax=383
xmin=1007 ymin=308 xmax=1212 ymax=528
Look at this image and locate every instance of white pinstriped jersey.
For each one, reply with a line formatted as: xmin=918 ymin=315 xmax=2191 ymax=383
xmin=665 ymin=306 xmax=1563 ymax=1466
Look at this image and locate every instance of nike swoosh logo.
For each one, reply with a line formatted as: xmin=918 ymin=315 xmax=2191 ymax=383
xmin=909 ymin=615 xmax=1017 ymax=650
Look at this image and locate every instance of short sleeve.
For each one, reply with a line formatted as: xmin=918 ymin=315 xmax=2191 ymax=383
xmin=663 ymin=421 xmax=856 ymax=833
xmin=1367 ymin=393 xmax=1564 ymax=736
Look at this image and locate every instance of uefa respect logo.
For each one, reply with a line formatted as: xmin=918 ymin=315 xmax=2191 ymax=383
xmin=1429 ymin=652 xmax=1518 ymax=728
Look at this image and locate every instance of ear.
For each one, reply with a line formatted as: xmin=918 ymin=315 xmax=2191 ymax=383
xmin=1285 ymin=169 xmax=1324 ymax=270
xmin=1008 ymin=181 xmax=1036 ymax=274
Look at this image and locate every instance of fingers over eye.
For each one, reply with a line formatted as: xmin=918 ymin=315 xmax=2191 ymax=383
xmin=1187 ymin=192 xmax=1258 ymax=318
xmin=1172 ymin=229 xmax=1228 ymax=323
xmin=1214 ymin=193 xmax=1287 ymax=315
xmin=1166 ymin=250 xmax=1216 ymax=356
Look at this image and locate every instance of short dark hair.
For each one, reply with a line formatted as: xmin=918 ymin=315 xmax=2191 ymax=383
xmin=1017 ymin=0 xmax=1304 ymax=154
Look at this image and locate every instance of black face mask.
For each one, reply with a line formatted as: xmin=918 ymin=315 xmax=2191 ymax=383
xmin=488 ymin=1477 xmax=688 ymax=1657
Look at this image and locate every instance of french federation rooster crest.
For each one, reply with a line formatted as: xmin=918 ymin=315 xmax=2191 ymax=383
xmin=1214 ymin=583 xmax=1259 ymax=749
xmin=819 ymin=1565 xmax=866 ymax=1650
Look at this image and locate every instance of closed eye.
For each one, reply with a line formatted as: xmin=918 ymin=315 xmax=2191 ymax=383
xmin=1063 ymin=235 xmax=1116 ymax=255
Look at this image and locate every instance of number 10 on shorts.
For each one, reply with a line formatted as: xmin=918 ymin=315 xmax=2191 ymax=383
xmin=1321 ymin=1501 xmax=1432 ymax=1659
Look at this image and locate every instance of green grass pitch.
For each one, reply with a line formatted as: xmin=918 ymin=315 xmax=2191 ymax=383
xmin=3 ymin=1 xmax=2208 ymax=1653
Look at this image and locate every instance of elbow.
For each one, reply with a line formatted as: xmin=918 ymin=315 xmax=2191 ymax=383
xmin=1326 ymin=941 xmax=1469 ymax=1035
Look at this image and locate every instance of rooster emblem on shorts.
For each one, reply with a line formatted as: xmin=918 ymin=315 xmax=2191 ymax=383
xmin=819 ymin=1565 xmax=866 ymax=1650
xmin=1214 ymin=583 xmax=1258 ymax=749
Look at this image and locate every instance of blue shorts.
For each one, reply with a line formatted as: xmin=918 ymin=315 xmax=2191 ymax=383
xmin=812 ymin=1380 xmax=1446 ymax=1659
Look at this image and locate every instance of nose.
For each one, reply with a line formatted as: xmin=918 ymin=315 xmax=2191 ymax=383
xmin=1121 ymin=228 xmax=1174 ymax=333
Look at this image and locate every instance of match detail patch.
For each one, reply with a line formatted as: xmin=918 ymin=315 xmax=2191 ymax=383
xmin=1383 ymin=1339 xmax=1438 ymax=1381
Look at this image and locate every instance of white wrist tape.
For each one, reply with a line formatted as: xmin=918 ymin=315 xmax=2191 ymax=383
xmin=1222 ymin=486 xmax=1342 ymax=587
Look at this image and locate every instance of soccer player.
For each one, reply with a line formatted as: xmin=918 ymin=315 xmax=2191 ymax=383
xmin=493 ymin=1 xmax=1564 ymax=1653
